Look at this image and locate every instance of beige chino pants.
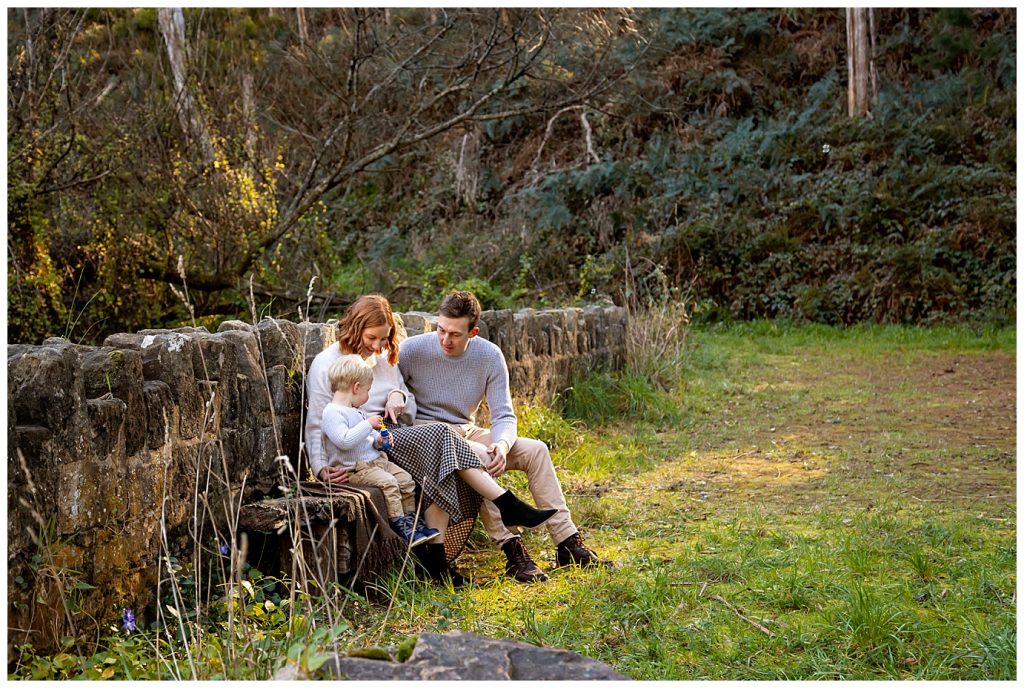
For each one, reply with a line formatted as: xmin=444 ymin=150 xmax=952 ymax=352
xmin=455 ymin=424 xmax=578 ymax=547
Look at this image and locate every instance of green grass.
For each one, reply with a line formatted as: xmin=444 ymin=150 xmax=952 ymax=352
xmin=9 ymin=321 xmax=1016 ymax=679
xmin=350 ymin=321 xmax=1016 ymax=680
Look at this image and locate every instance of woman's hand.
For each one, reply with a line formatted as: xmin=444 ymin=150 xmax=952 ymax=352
xmin=384 ymin=391 xmax=406 ymax=424
xmin=318 ymin=466 xmax=350 ymax=485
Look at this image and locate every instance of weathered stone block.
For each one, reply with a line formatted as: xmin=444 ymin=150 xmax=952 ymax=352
xmin=92 ymin=530 xmax=134 ymax=580
xmin=297 ymin=321 xmax=335 ymax=372
xmin=535 ymin=312 xmax=552 ymax=357
xmin=81 ymin=348 xmax=147 ymax=457
xmin=277 ymin=416 xmax=303 ymax=478
xmin=57 ymin=459 xmax=110 ymax=532
xmin=190 ymin=333 xmax=227 ymax=382
xmin=12 ymin=425 xmax=52 ymax=470
xmin=511 ymin=310 xmax=532 ymax=362
xmin=162 ymin=443 xmax=201 ymax=531
xmin=541 ymin=309 xmax=569 ymax=356
xmin=86 ymin=397 xmax=126 ymax=465
xmin=400 ymin=311 xmax=437 ymax=335
xmin=9 ymin=426 xmax=52 ymax=556
xmin=143 ymin=380 xmax=175 ymax=449
xmin=254 ymin=425 xmax=284 ymax=480
xmin=474 ymin=318 xmax=489 ymax=342
xmin=135 ymin=333 xmax=204 ymax=440
xmin=8 ymin=342 xmax=85 ymax=437
xmin=217 ymin=330 xmax=270 ymax=430
xmin=266 ymin=364 xmax=300 ymax=416
xmin=8 ymin=391 xmax=18 ymax=468
xmin=257 ymin=318 xmax=303 ymax=370
xmin=478 ymin=309 xmax=515 ymax=357
xmin=125 ymin=455 xmax=172 ymax=553
xmin=221 ymin=427 xmax=257 ymax=483
xmin=217 ymin=320 xmax=252 ymax=332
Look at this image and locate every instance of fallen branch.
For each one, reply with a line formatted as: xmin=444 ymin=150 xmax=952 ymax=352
xmin=580 ymin=109 xmax=600 ymax=164
xmin=711 ymin=594 xmax=775 ymax=637
xmin=529 ymin=104 xmax=582 ymax=175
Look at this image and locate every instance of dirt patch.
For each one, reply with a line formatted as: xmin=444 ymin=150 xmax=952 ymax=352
xmin=680 ymin=349 xmax=1016 ymax=512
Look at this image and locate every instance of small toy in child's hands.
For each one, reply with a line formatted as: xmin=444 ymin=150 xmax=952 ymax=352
xmin=379 ymin=422 xmax=391 ymax=450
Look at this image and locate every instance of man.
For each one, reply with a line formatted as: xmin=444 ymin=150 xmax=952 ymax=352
xmin=399 ymin=290 xmax=611 ymax=582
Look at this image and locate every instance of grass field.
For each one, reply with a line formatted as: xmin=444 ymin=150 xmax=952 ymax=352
xmin=10 ymin=321 xmax=1015 ymax=679
xmin=354 ymin=321 xmax=1016 ymax=679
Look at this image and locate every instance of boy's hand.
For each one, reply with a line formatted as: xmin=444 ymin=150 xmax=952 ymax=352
xmin=318 ymin=466 xmax=349 ymax=485
xmin=366 ymin=414 xmax=383 ymax=430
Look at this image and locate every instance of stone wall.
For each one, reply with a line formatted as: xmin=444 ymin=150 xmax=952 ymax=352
xmin=6 ymin=305 xmax=626 ymax=652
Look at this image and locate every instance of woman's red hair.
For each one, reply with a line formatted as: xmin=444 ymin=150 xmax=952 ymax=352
xmin=336 ymin=294 xmax=399 ymax=366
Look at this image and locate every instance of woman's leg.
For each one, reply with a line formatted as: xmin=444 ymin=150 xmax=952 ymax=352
xmin=455 ymin=467 xmax=505 ymax=501
xmin=456 ymin=467 xmax=556 ymax=529
xmin=424 ymin=502 xmax=450 ymax=543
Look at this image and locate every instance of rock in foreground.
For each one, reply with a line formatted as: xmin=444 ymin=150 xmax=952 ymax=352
xmin=278 ymin=630 xmax=627 ymax=680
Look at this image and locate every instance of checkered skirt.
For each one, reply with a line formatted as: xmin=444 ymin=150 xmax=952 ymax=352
xmin=385 ymin=422 xmax=484 ymax=562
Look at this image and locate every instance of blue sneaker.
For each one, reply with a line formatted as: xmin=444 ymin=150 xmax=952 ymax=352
xmin=411 ymin=519 xmax=440 ymax=543
xmin=390 ymin=514 xmax=435 ymax=548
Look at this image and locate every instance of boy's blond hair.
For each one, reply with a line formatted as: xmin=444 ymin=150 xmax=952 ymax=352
xmin=327 ymin=354 xmax=374 ymax=394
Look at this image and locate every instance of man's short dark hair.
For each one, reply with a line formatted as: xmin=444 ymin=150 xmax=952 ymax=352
xmin=439 ymin=290 xmax=481 ymax=330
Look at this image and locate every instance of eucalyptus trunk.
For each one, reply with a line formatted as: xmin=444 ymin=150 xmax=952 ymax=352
xmin=845 ymin=8 xmax=875 ymax=117
xmin=158 ymin=7 xmax=215 ymax=161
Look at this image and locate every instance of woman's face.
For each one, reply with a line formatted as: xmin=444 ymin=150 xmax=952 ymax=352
xmin=359 ymin=324 xmax=391 ymax=358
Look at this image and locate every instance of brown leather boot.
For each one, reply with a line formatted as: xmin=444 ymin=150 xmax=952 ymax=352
xmin=502 ymin=537 xmax=548 ymax=583
xmin=555 ymin=532 xmax=612 ymax=569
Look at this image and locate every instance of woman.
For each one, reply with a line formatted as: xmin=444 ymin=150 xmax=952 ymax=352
xmin=305 ymin=294 xmax=552 ymax=585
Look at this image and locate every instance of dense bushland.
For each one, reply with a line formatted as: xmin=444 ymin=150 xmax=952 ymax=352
xmin=7 ymin=8 xmax=1016 ymax=344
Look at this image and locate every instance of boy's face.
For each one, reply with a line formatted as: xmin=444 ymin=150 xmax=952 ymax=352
xmin=351 ymin=381 xmax=370 ymax=408
xmin=436 ymin=315 xmax=478 ymax=357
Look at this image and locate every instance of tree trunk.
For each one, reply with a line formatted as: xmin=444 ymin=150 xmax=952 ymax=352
xmin=158 ymin=8 xmax=215 ymax=161
xmin=868 ymin=8 xmax=879 ymax=106
xmin=296 ymin=8 xmax=308 ymax=48
xmin=454 ymin=128 xmax=480 ymax=209
xmin=241 ymin=70 xmax=257 ymax=164
xmin=845 ymin=8 xmax=873 ymax=117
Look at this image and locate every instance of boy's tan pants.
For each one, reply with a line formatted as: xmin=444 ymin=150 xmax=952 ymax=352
xmin=347 ymin=455 xmax=416 ymax=520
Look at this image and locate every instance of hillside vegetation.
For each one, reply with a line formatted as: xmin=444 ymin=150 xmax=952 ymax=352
xmin=7 ymin=8 xmax=1016 ymax=343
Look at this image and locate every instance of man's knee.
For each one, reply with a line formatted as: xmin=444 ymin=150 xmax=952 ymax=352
xmin=508 ymin=436 xmax=552 ymax=472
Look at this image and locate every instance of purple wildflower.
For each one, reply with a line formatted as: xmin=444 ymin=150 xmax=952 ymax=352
xmin=122 ymin=608 xmax=137 ymax=632
xmin=220 ymin=541 xmax=230 ymax=556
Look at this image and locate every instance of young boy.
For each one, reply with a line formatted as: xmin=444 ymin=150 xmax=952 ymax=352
xmin=321 ymin=354 xmax=437 ymax=547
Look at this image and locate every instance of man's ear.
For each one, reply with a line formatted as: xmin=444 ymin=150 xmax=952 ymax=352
xmin=469 ymin=326 xmax=479 ymax=339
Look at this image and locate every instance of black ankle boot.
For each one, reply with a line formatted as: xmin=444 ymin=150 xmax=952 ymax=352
xmin=492 ymin=490 xmax=557 ymax=528
xmin=413 ymin=543 xmax=468 ymax=588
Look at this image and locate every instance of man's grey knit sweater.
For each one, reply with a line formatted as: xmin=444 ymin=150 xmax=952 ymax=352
xmin=398 ymin=332 xmax=518 ymax=449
